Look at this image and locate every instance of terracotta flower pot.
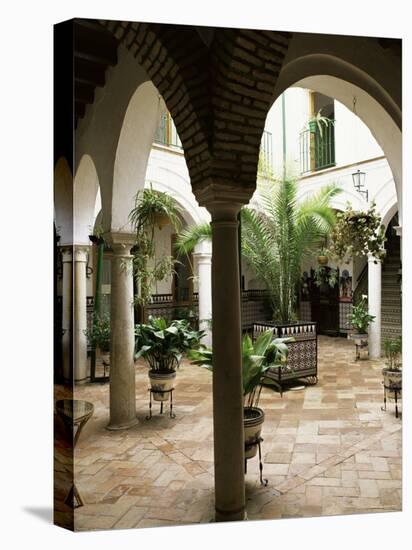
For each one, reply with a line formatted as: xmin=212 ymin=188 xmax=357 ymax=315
xmin=244 ymin=406 xmax=265 ymax=459
xmin=148 ymin=370 xmax=176 ymax=401
xmin=317 ymin=255 xmax=328 ymax=265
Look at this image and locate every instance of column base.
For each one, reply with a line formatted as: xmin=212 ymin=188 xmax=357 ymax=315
xmin=215 ymin=506 xmax=246 ymax=522
xmin=106 ymin=417 xmax=139 ymax=431
xmin=74 ymin=377 xmax=90 ymax=385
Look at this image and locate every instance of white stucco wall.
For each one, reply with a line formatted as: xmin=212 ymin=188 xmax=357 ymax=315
xmin=264 ymin=87 xmax=386 ymax=177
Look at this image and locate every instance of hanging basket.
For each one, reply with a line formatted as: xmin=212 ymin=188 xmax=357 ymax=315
xmin=154 ymin=212 xmax=170 ymax=229
xmin=317 ymin=255 xmax=328 ymax=265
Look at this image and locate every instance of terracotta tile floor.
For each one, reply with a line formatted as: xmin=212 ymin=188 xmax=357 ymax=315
xmin=64 ymin=336 xmax=401 ymax=530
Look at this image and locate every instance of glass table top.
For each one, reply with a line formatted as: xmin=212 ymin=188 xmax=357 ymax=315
xmin=56 ymin=399 xmax=94 ymax=421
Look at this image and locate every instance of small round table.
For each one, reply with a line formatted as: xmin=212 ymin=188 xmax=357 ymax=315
xmin=55 ymin=399 xmax=94 ymax=508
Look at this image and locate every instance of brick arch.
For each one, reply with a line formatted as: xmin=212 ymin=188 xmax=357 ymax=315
xmin=209 ymin=29 xmax=291 ymax=195
xmin=100 ymin=21 xmax=293 ymax=205
xmin=100 ymin=21 xmax=212 ymax=188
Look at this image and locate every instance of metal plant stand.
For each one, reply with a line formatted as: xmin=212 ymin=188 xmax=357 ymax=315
xmin=146 ymin=388 xmax=176 ymax=420
xmin=355 ymin=341 xmax=369 ymax=360
xmin=55 ymin=399 xmax=94 ymax=508
xmin=381 ymin=383 xmax=401 ymax=418
xmin=245 ymin=436 xmax=268 ymax=486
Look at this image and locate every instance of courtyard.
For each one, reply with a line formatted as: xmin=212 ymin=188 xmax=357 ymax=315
xmin=52 ymin=17 xmax=403 ymax=531
xmin=55 ymin=336 xmax=401 ymax=530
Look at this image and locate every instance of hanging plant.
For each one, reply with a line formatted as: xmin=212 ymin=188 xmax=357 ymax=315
xmin=307 ymin=109 xmax=335 ymax=137
xmin=327 ymin=202 xmax=386 ymax=262
xmin=317 ymin=247 xmax=329 ymax=265
xmin=313 ymin=266 xmax=338 ymax=288
xmin=128 ymin=185 xmax=182 ymax=307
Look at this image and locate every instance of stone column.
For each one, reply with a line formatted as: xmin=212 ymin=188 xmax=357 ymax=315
xmin=107 ymin=233 xmax=138 ymax=430
xmin=209 ymin=202 xmax=245 ymax=522
xmin=61 ymin=247 xmax=73 ymax=382
xmin=73 ymin=246 xmax=89 ymax=383
xmin=368 ymin=255 xmax=382 ymax=358
xmin=193 ymin=240 xmax=212 ymax=347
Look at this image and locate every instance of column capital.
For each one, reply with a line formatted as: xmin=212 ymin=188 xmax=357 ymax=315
xmin=193 ymin=179 xmax=254 ymax=215
xmin=368 ymin=254 xmax=383 ymax=264
xmin=106 ymin=232 xmax=136 ymax=256
xmin=193 ymin=239 xmax=212 ymax=258
xmin=73 ymin=245 xmax=90 ymax=263
xmin=60 ymin=245 xmax=73 ymax=262
xmin=393 ymin=225 xmax=402 ymax=237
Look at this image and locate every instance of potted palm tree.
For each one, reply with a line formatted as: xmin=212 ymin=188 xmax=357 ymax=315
xmin=135 ymin=317 xmax=204 ymax=401
xmin=382 ymin=336 xmax=402 ymax=399
xmin=177 ymin=177 xmax=340 ymax=390
xmin=189 ymin=329 xmax=291 ymax=458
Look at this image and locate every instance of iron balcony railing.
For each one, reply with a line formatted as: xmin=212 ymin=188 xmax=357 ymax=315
xmin=154 ymin=114 xmax=274 ymax=176
xmin=299 ymin=121 xmax=336 ymax=174
xmin=259 ymin=130 xmax=273 ymax=176
xmin=154 ymin=112 xmax=183 ymax=149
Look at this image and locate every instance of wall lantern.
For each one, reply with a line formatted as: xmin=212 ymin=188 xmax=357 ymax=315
xmin=352 ymin=169 xmax=368 ymax=202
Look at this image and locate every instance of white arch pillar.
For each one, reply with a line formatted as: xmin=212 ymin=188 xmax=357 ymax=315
xmin=368 ymin=255 xmax=382 ymax=358
xmin=193 ymin=240 xmax=212 ymax=347
xmin=73 ymin=246 xmax=89 ymax=382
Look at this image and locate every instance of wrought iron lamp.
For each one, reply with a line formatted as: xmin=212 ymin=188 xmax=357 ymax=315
xmin=352 ymin=169 xmax=368 ymax=201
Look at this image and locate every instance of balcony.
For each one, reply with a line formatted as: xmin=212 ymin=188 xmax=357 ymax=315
xmin=258 ymin=130 xmax=273 ymax=176
xmin=154 ymin=112 xmax=182 ymax=149
xmin=154 ymin=114 xmax=274 ymax=178
xmin=299 ymin=121 xmax=336 ymax=174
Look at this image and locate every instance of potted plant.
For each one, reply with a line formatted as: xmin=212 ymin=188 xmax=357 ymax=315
xmin=382 ymin=336 xmax=402 ymax=400
xmin=189 ymin=329 xmax=291 ymax=458
xmin=86 ymin=314 xmax=111 ymax=366
xmin=349 ymin=295 xmax=375 ymax=350
xmin=135 ymin=317 xmax=204 ymax=401
xmin=129 ymin=184 xmax=182 ymax=308
xmin=313 ymin=266 xmax=338 ymax=288
xmin=307 ymin=110 xmax=335 ymax=137
xmin=177 ymin=178 xmax=340 ymax=388
xmin=328 ymin=202 xmax=386 ymax=262
xmin=317 ymin=247 xmax=329 ymax=265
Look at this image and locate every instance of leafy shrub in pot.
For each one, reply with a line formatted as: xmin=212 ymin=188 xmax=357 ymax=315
xmin=189 ymin=329 xmax=292 ymax=457
xmin=382 ymin=336 xmax=402 ymax=399
xmin=135 ymin=317 xmax=204 ymax=401
xmin=86 ymin=314 xmax=111 ymax=365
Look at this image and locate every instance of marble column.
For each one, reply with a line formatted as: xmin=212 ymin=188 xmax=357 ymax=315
xmin=73 ymin=246 xmax=89 ymax=383
xmin=107 ymin=233 xmax=138 ymax=430
xmin=61 ymin=247 xmax=73 ymax=382
xmin=193 ymin=240 xmax=212 ymax=347
xmin=209 ymin=202 xmax=245 ymax=522
xmin=368 ymin=255 xmax=382 ymax=358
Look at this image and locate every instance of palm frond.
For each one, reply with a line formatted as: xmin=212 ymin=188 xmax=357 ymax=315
xmin=175 ymin=222 xmax=212 ymax=256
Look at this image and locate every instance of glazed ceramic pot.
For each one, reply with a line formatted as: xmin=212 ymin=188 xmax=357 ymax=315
xmin=244 ymin=407 xmax=265 ymax=459
xmin=148 ymin=370 xmax=176 ymax=401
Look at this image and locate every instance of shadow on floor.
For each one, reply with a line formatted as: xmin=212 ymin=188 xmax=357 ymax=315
xmin=23 ymin=506 xmax=53 ymax=524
